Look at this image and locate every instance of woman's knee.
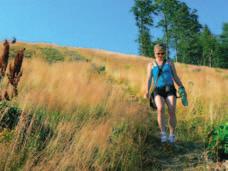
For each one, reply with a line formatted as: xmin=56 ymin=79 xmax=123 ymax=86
xmin=157 ymin=106 xmax=164 ymax=114
xmin=168 ymin=109 xmax=176 ymax=118
xmin=168 ymin=106 xmax=175 ymax=112
xmin=167 ymin=102 xmax=176 ymax=114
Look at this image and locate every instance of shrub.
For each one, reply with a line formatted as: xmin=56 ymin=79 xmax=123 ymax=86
xmin=0 ymin=101 xmax=21 ymax=131
xmin=63 ymin=50 xmax=89 ymax=62
xmin=10 ymin=47 xmax=35 ymax=59
xmin=39 ymin=47 xmax=64 ymax=63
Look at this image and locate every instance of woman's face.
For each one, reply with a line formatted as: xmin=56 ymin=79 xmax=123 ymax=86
xmin=154 ymin=48 xmax=165 ymax=60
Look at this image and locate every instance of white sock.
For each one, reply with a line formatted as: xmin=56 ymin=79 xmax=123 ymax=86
xmin=161 ymin=131 xmax=166 ymax=135
xmin=169 ymin=133 xmax=175 ymax=137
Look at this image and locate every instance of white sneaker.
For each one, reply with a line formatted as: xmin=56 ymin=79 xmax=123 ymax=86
xmin=168 ymin=135 xmax=175 ymax=144
xmin=160 ymin=132 xmax=167 ymax=143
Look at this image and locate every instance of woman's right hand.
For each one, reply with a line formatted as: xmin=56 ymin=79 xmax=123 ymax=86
xmin=144 ymin=92 xmax=149 ymax=99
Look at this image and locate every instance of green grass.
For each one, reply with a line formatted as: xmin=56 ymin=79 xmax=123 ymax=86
xmin=0 ymin=98 xmax=226 ymax=170
xmin=10 ymin=46 xmax=35 ymax=59
xmin=0 ymin=43 xmax=227 ymax=170
xmin=62 ymin=50 xmax=89 ymax=62
xmin=39 ymin=47 xmax=64 ymax=63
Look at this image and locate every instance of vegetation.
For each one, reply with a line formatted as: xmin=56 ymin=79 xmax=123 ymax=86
xmin=132 ymin=0 xmax=228 ymax=69
xmin=39 ymin=47 xmax=64 ymax=63
xmin=131 ymin=0 xmax=155 ymax=57
xmin=0 ymin=43 xmax=227 ymax=170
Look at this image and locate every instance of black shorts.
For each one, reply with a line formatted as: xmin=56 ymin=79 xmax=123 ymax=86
xmin=154 ymin=85 xmax=177 ymax=99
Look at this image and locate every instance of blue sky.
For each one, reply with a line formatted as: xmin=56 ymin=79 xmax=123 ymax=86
xmin=0 ymin=0 xmax=227 ymax=55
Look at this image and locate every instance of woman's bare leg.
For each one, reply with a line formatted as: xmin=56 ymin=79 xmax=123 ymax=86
xmin=155 ymin=95 xmax=166 ymax=133
xmin=165 ymin=95 xmax=176 ymax=135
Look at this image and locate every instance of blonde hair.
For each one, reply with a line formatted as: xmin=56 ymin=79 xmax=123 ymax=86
xmin=154 ymin=43 xmax=166 ymax=52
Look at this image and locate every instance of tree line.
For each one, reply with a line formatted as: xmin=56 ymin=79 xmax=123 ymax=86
xmin=131 ymin=0 xmax=228 ymax=68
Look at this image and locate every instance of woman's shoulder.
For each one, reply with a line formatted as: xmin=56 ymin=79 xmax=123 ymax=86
xmin=147 ymin=62 xmax=153 ymax=68
xmin=147 ymin=62 xmax=157 ymax=70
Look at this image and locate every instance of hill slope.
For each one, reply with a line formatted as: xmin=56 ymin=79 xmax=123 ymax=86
xmin=0 ymin=42 xmax=227 ymax=170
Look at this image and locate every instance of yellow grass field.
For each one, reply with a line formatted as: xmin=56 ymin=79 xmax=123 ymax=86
xmin=0 ymin=42 xmax=227 ymax=170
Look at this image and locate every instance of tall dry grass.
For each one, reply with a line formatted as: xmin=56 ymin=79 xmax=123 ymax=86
xmin=77 ymin=48 xmax=228 ymax=111
xmin=0 ymin=55 xmax=147 ymax=170
xmin=76 ymin=48 xmax=149 ymax=96
xmin=0 ymin=40 xmax=10 ymax=77
xmin=0 ymin=44 xmax=227 ymax=170
xmin=76 ymin=48 xmax=228 ymax=140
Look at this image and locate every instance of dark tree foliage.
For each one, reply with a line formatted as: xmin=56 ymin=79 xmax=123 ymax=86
xmin=216 ymin=23 xmax=228 ymax=68
xmin=199 ymin=25 xmax=218 ymax=67
xmin=131 ymin=0 xmax=155 ymax=57
xmin=132 ymin=0 xmax=228 ymax=68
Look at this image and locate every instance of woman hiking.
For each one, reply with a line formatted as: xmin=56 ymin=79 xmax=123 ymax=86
xmin=144 ymin=43 xmax=186 ymax=144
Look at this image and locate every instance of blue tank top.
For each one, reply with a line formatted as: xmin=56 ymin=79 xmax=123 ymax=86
xmin=151 ymin=61 xmax=174 ymax=88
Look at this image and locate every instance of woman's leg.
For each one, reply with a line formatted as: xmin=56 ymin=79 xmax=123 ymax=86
xmin=155 ymin=95 xmax=166 ymax=133
xmin=165 ymin=95 xmax=176 ymax=135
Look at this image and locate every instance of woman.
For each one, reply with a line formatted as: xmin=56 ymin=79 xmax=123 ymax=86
xmin=144 ymin=43 xmax=186 ymax=144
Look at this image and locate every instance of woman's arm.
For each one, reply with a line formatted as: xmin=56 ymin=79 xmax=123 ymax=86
xmin=169 ymin=61 xmax=183 ymax=88
xmin=144 ymin=63 xmax=153 ymax=98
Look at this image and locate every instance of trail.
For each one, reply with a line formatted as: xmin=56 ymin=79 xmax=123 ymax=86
xmin=76 ymin=52 xmax=209 ymax=170
xmin=0 ymin=43 xmax=226 ymax=170
xmin=74 ymin=49 xmax=228 ymax=170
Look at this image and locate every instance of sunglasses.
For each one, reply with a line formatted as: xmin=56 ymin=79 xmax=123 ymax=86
xmin=156 ymin=53 xmax=165 ymax=55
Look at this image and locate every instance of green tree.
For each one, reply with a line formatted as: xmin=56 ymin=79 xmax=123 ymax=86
xmin=199 ymin=25 xmax=218 ymax=67
xmin=139 ymin=29 xmax=154 ymax=56
xmin=170 ymin=2 xmax=202 ymax=64
xmin=154 ymin=0 xmax=178 ymax=59
xmin=131 ymin=0 xmax=155 ymax=57
xmin=220 ymin=23 xmax=228 ymax=45
xmin=216 ymin=23 xmax=228 ymax=68
xmin=154 ymin=0 xmax=202 ymax=63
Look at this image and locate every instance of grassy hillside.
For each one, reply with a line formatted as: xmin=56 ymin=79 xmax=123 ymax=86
xmin=0 ymin=42 xmax=227 ymax=170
